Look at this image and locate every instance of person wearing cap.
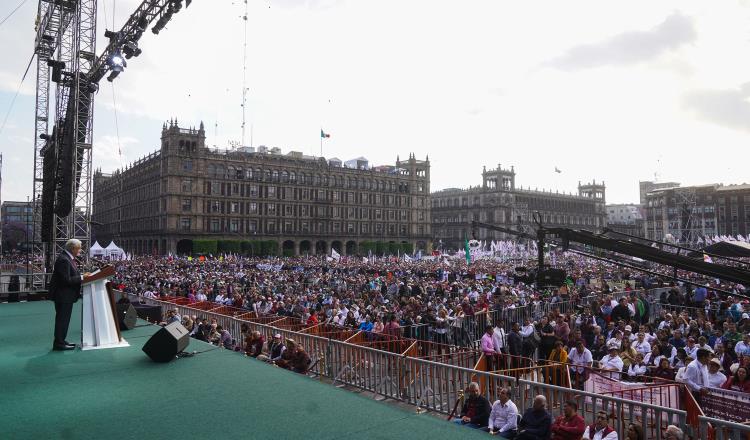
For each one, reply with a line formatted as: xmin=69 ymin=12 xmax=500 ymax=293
xmin=707 ymin=358 xmax=727 ymax=388
xmin=600 ymin=346 xmax=624 ymax=380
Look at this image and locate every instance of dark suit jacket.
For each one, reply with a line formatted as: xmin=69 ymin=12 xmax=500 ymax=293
xmin=49 ymin=251 xmax=82 ymax=303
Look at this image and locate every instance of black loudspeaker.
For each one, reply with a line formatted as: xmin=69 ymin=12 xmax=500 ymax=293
xmin=142 ymin=322 xmax=190 ymax=363
xmin=117 ymin=303 xmax=137 ymax=330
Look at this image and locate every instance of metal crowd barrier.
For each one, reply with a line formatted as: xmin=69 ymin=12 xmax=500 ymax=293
xmin=698 ymin=415 xmax=750 ymax=440
xmin=124 ymin=291 xmax=705 ymax=434
xmin=520 ymin=379 xmax=688 ymax=440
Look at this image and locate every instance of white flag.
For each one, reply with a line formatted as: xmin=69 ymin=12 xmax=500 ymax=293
xmin=331 ymin=248 xmax=341 ymax=260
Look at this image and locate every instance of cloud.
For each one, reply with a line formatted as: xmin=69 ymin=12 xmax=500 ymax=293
xmin=544 ymin=12 xmax=697 ymax=71
xmin=682 ymin=83 xmax=750 ymax=132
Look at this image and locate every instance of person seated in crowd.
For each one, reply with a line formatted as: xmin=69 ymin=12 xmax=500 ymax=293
xmin=216 ymin=325 xmax=233 ymax=349
xmin=625 ymin=422 xmax=643 ymax=440
xmin=275 ymin=339 xmax=298 ymax=369
xmin=626 ymin=353 xmax=647 ymax=382
xmin=486 ymin=387 xmax=518 ymax=437
xmin=663 ymin=425 xmax=684 ymax=440
xmin=707 ymin=357 xmax=727 ymax=388
xmin=600 ymin=346 xmax=624 ymax=380
xmin=582 ymin=411 xmax=617 ymax=440
xmin=289 ymin=344 xmax=312 ymax=374
xmin=721 ymin=365 xmax=750 ymax=393
xmin=244 ymin=331 xmax=264 ymax=357
xmin=453 ymin=382 xmax=491 ymax=429
xmin=516 ymin=395 xmax=552 ymax=440
xmin=550 ymin=400 xmax=585 ymax=440
xmin=181 ymin=315 xmax=194 ymax=333
xmin=257 ymin=333 xmax=286 ymax=363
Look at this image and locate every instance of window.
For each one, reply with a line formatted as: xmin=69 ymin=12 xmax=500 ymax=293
xmin=210 ymin=218 xmax=220 ymax=232
xmin=266 ymin=221 xmax=276 ymax=233
xmin=230 ymin=202 xmax=239 ymax=213
xmin=268 ymin=204 xmax=276 ymax=215
xmin=268 ymin=186 xmax=276 ymax=198
xmin=248 ymin=220 xmax=257 ymax=232
xmin=211 ymin=182 xmax=220 ymax=195
xmin=249 ymin=202 xmax=257 ymax=214
xmin=181 ymin=199 xmax=192 ymax=212
xmin=230 ymin=219 xmax=239 ymax=232
xmin=180 ymin=218 xmax=191 ymax=231
xmin=249 ymin=185 xmax=258 ymax=197
xmin=210 ymin=201 xmax=220 ymax=213
xmin=347 ymin=223 xmax=354 ymax=233
xmin=181 ymin=179 xmax=192 ymax=193
xmin=182 ymin=160 xmax=193 ymax=171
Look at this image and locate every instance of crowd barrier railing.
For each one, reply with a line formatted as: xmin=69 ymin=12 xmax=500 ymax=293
xmin=698 ymin=415 xmax=750 ymax=440
xmin=124 ymin=291 xmax=728 ymax=435
xmin=519 ymin=378 xmax=688 ymax=440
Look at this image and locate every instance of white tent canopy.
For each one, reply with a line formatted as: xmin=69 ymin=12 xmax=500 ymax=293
xmin=89 ymin=241 xmax=104 ymax=257
xmin=104 ymin=241 xmax=125 ymax=260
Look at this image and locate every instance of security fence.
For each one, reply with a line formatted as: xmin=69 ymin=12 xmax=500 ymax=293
xmin=123 ymin=292 xmax=744 ymax=438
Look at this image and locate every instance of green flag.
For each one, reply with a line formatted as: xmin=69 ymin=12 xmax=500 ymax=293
xmin=464 ymin=238 xmax=471 ymax=265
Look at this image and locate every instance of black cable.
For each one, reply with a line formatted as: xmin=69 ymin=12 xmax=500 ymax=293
xmin=0 ymin=0 xmax=28 ymax=29
xmin=0 ymin=52 xmax=34 ymax=138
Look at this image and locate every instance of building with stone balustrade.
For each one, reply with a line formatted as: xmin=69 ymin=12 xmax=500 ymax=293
xmin=92 ymin=120 xmax=432 ymax=256
xmin=431 ymin=164 xmax=606 ymax=250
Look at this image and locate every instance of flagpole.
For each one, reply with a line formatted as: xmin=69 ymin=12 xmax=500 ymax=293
xmin=320 ymin=128 xmax=323 ymax=157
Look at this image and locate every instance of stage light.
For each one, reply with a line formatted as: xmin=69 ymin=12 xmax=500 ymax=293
xmin=107 ymin=51 xmax=126 ymax=72
xmin=122 ymin=41 xmax=142 ymax=59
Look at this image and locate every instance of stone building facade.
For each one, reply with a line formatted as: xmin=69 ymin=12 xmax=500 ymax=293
xmin=643 ymin=183 xmax=750 ymax=242
xmin=431 ymin=164 xmax=606 ymax=250
xmin=93 ymin=120 xmax=432 ymax=255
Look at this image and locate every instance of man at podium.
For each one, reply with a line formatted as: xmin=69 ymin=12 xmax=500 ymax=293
xmin=48 ymin=239 xmax=91 ymax=351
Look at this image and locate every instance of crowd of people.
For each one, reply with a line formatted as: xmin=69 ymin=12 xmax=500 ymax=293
xmin=109 ymin=251 xmax=750 ymax=438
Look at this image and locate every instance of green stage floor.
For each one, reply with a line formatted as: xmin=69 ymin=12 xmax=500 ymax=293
xmin=0 ymin=301 xmax=484 ymax=439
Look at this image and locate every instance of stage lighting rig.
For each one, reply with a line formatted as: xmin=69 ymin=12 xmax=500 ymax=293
xmin=122 ymin=41 xmax=142 ymax=59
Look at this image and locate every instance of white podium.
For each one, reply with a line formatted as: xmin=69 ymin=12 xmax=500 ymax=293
xmin=81 ymin=266 xmax=129 ymax=350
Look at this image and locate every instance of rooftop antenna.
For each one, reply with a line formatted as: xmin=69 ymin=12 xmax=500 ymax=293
xmin=240 ymin=0 xmax=249 ymax=147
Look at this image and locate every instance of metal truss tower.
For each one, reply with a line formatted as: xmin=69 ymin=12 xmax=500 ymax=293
xmin=676 ymin=187 xmax=697 ymax=244
xmin=30 ymin=0 xmax=195 ymax=287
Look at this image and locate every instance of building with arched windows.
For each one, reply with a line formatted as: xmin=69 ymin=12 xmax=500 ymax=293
xmin=92 ymin=120 xmax=432 ymax=256
xmin=431 ymin=164 xmax=606 ymax=250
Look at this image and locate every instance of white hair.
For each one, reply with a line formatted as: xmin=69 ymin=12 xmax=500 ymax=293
xmin=65 ymin=239 xmax=82 ymax=251
xmin=534 ymin=394 xmax=547 ymax=405
xmin=665 ymin=425 xmax=683 ymax=439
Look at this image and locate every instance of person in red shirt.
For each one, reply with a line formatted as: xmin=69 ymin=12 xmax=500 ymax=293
xmin=551 ymin=400 xmax=586 ymax=440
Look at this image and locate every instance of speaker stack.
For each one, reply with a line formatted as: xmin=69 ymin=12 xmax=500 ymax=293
xmin=142 ymin=322 xmax=190 ymax=363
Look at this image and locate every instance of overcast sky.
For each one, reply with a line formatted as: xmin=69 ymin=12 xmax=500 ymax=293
xmin=2 ymin=0 xmax=750 ymax=205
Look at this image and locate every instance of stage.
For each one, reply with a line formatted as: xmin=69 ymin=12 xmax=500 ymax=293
xmin=0 ymin=301 xmax=484 ymax=439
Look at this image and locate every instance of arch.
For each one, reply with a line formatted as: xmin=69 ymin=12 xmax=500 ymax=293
xmin=299 ymin=240 xmax=312 ymax=255
xmin=315 ymin=240 xmax=327 ymax=255
xmin=331 ymin=240 xmax=343 ymax=254
xmin=345 ymin=240 xmax=357 ymax=255
xmin=282 ymin=240 xmax=295 ymax=257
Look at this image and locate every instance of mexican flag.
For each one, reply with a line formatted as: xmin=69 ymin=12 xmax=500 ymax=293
xmin=464 ymin=238 xmax=471 ymax=265
xmin=320 ymin=129 xmax=330 ymax=138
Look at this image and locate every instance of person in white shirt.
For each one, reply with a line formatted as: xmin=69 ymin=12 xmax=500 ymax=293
xmin=492 ymin=322 xmax=507 ymax=354
xmin=683 ymin=349 xmax=711 ymax=398
xmin=633 ymin=333 xmax=651 ymax=357
xmin=582 ymin=410 xmax=618 ymax=440
xmin=684 ymin=337 xmax=698 ymax=360
xmin=600 ymin=347 xmax=624 ymax=380
xmin=520 ymin=319 xmax=535 ymax=338
xmin=707 ymin=358 xmax=727 ymax=389
xmin=487 ymin=387 xmax=518 ymax=437
xmin=627 ymin=353 xmax=648 ymax=381
xmin=195 ymin=290 xmax=207 ymax=302
xmin=568 ymin=340 xmax=593 ymax=389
